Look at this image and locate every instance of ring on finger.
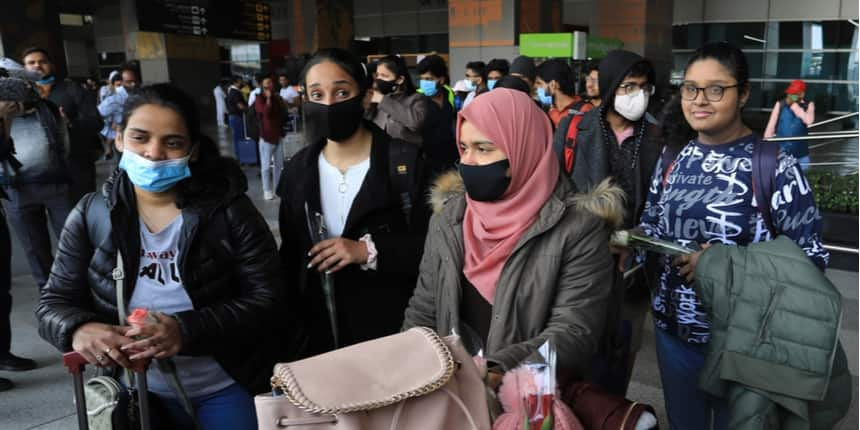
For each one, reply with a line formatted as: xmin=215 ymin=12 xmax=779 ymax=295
xmin=95 ymin=354 xmax=105 ymax=362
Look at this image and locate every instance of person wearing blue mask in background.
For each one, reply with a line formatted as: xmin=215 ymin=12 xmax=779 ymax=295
xmin=462 ymin=61 xmax=488 ymax=109
xmin=417 ymin=55 xmax=458 ymax=177
xmin=37 ymin=84 xmax=288 ymax=429
xmin=536 ymin=59 xmax=583 ymax=129
xmin=485 ymin=58 xmax=510 ymax=91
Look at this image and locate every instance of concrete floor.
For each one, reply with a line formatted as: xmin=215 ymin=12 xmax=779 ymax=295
xmin=0 ymin=126 xmax=856 ymax=429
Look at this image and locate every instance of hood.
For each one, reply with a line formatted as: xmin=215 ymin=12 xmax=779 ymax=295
xmin=429 ymin=170 xmax=625 ymax=229
xmin=598 ymin=50 xmax=655 ymax=102
xmin=102 ymin=155 xmax=248 ymax=211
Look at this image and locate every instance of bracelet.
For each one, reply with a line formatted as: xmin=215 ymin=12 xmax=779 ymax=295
xmin=359 ymin=234 xmax=378 ymax=271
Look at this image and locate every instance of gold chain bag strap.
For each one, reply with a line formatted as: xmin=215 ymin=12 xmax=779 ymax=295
xmin=255 ymin=327 xmax=491 ymax=430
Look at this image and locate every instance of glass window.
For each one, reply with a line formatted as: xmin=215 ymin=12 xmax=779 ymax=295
xmin=673 ymin=24 xmax=705 ymax=50
xmin=822 ymin=21 xmax=859 ymax=49
xmin=777 ymin=22 xmax=804 ymax=49
xmin=706 ymin=22 xmax=767 ymax=49
xmin=753 ymin=81 xmax=859 ymax=113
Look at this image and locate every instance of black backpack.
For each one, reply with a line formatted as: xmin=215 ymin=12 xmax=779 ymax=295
xmin=387 ymin=139 xmax=423 ymax=232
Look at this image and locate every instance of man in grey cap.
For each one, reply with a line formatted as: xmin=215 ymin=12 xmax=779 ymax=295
xmin=509 ymin=55 xmax=537 ymax=93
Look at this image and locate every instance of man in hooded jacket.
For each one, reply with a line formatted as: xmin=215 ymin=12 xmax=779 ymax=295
xmin=553 ymin=49 xmax=664 ymax=396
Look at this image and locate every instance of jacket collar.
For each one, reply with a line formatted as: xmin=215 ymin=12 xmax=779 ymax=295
xmin=292 ymin=121 xmax=392 ymax=237
xmin=431 ymin=170 xmax=625 ymax=231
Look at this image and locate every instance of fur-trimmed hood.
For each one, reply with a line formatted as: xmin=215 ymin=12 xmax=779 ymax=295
xmin=429 ymin=170 xmax=626 ymax=230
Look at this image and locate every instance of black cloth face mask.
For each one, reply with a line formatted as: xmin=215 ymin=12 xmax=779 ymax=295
xmin=303 ymin=96 xmax=365 ymax=142
xmin=375 ymin=79 xmax=398 ymax=95
xmin=457 ymin=159 xmax=512 ymax=202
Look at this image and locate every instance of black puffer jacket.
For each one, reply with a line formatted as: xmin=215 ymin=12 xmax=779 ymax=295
xmin=37 ymin=157 xmax=289 ymax=394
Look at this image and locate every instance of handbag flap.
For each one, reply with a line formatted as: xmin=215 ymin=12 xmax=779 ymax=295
xmin=272 ymin=327 xmax=455 ymax=415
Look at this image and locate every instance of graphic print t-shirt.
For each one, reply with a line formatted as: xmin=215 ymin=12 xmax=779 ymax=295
xmin=638 ymin=135 xmax=829 ymax=344
xmin=127 ymin=214 xmax=235 ymax=398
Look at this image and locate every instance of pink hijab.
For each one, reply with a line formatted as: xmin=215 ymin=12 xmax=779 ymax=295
xmin=458 ymin=89 xmax=560 ymax=304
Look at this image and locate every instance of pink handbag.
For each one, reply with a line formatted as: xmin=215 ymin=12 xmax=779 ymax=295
xmin=255 ymin=327 xmax=492 ymax=430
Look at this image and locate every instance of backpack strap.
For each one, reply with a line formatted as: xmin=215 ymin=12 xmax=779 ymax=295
xmin=660 ymin=145 xmax=681 ymax=188
xmin=562 ymin=104 xmax=593 ymax=175
xmin=388 ymin=139 xmax=421 ymax=232
xmin=753 ymin=138 xmax=780 ymax=236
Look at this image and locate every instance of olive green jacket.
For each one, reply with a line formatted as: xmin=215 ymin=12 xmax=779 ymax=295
xmin=695 ymin=236 xmax=851 ymax=429
xmin=403 ymin=171 xmax=625 ymax=382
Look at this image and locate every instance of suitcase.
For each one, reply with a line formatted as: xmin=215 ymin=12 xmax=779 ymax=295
xmin=63 ymin=351 xmax=152 ymax=430
xmin=235 ymin=113 xmax=259 ymax=165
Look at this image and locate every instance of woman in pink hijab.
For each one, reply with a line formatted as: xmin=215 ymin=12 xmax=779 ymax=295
xmin=403 ymin=88 xmax=624 ymax=390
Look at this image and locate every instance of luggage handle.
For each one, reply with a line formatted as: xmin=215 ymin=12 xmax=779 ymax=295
xmin=63 ymin=351 xmax=149 ymax=374
xmin=63 ymin=351 xmax=152 ymax=430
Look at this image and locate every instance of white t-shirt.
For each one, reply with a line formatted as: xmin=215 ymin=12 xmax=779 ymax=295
xmin=127 ymin=215 xmax=235 ymax=398
xmin=248 ymin=87 xmax=262 ymax=107
xmin=462 ymin=91 xmax=477 ymax=109
xmin=280 ymin=86 xmax=300 ymax=104
xmin=317 ymin=153 xmax=370 ymax=238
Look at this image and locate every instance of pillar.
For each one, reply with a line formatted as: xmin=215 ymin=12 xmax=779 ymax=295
xmin=448 ymin=0 xmax=520 ymax=84
xmin=595 ymin=0 xmax=674 ymax=84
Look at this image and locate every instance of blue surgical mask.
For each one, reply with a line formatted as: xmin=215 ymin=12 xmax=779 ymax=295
xmin=487 ymin=79 xmax=498 ymax=90
xmin=464 ymin=79 xmax=476 ymax=92
xmin=119 ymin=149 xmax=191 ymax=193
xmin=419 ymin=79 xmax=439 ymax=97
xmin=536 ymin=87 xmax=553 ymax=106
xmin=36 ymin=75 xmax=56 ymax=85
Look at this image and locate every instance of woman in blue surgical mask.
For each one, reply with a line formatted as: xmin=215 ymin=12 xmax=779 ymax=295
xmin=37 ymin=84 xmax=289 ymax=429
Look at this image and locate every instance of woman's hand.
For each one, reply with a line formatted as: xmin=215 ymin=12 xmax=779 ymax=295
xmin=121 ymin=313 xmax=183 ymax=360
xmin=486 ymin=370 xmax=504 ymax=391
xmin=673 ymin=243 xmax=711 ymax=282
xmin=71 ymin=322 xmax=135 ymax=368
xmin=307 ymin=238 xmax=369 ymax=274
xmin=609 ymin=245 xmax=633 ymax=273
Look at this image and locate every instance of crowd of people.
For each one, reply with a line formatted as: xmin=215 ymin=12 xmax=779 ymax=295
xmin=0 ymin=39 xmax=848 ymax=430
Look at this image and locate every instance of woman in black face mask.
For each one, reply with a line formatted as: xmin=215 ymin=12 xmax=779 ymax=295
xmin=365 ymin=55 xmax=428 ymax=146
xmin=277 ymin=48 xmax=431 ymax=356
xmin=403 ymin=88 xmax=623 ymax=393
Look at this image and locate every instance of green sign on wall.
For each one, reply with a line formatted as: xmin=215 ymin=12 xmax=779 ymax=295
xmin=519 ymin=33 xmax=574 ymax=58
xmin=587 ymin=35 xmax=624 ymax=59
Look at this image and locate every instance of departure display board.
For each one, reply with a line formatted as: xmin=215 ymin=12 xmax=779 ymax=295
xmin=137 ymin=0 xmax=272 ymax=41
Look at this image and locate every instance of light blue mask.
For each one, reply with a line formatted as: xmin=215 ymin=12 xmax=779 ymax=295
xmin=119 ymin=150 xmax=191 ymax=193
xmin=464 ymin=79 xmax=476 ymax=92
xmin=536 ymin=87 xmax=553 ymax=106
xmin=487 ymin=79 xmax=498 ymax=90
xmin=419 ymin=79 xmax=439 ymax=97
xmin=36 ymin=75 xmax=56 ymax=85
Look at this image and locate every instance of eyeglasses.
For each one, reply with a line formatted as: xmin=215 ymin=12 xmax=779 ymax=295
xmin=585 ymin=77 xmax=599 ymax=84
xmin=616 ymin=82 xmax=655 ymax=96
xmin=681 ymin=84 xmax=739 ymax=102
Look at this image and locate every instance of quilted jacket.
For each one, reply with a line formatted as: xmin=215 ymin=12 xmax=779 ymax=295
xmin=694 ymin=236 xmax=852 ymax=429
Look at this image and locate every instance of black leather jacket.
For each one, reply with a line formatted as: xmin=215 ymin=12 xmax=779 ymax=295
xmin=37 ymin=157 xmax=289 ymax=393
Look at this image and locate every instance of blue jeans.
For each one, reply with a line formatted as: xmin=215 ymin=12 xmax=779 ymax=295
xmin=157 ymin=383 xmax=258 ymax=430
xmin=797 ymin=155 xmax=810 ymax=171
xmin=654 ymin=326 xmax=728 ymax=430
xmin=228 ymin=114 xmax=246 ymax=160
xmin=259 ymin=138 xmax=284 ymax=194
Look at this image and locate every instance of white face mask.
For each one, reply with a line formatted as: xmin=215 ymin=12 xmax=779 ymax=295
xmin=613 ymin=89 xmax=649 ymax=121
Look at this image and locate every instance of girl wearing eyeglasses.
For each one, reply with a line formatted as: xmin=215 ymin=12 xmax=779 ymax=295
xmin=636 ymin=42 xmax=830 ymax=429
